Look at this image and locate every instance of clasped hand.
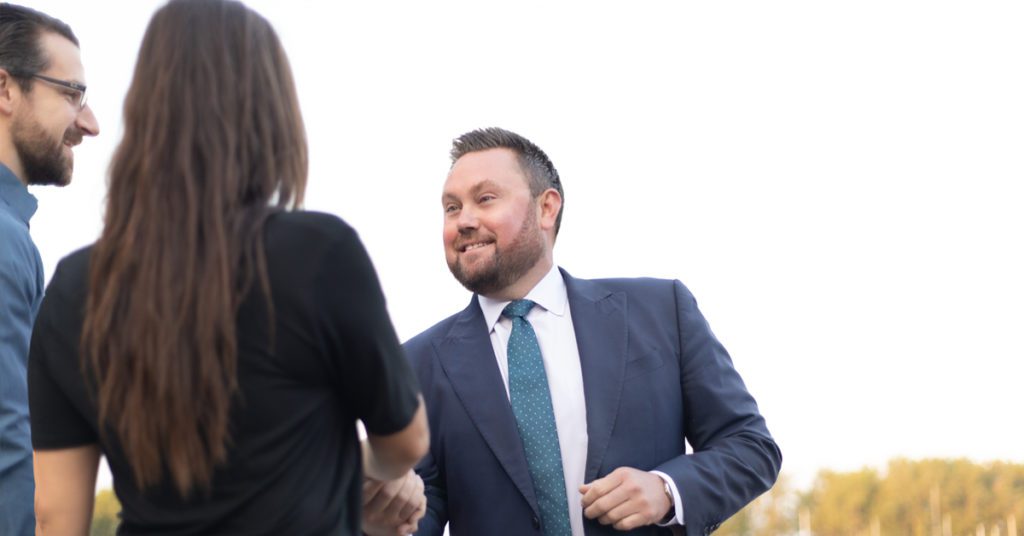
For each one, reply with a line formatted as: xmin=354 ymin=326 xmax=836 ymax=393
xmin=579 ymin=467 xmax=672 ymax=531
xmin=362 ymin=469 xmax=426 ymax=536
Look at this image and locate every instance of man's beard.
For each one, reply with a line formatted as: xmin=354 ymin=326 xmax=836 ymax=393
xmin=449 ymin=210 xmax=545 ymax=297
xmin=12 ymin=112 xmax=72 ymax=186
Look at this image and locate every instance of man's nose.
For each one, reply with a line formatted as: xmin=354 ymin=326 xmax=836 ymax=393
xmin=456 ymin=205 xmax=479 ymax=231
xmin=75 ymin=103 xmax=100 ymax=137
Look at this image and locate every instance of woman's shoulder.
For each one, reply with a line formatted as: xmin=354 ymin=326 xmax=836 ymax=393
xmin=264 ymin=211 xmax=371 ymax=274
xmin=267 ymin=210 xmax=357 ymax=243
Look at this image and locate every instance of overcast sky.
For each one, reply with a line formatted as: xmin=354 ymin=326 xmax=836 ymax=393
xmin=29 ymin=0 xmax=1024 ymax=491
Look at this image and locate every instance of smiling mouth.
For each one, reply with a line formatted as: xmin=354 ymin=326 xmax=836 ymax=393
xmin=63 ymin=130 xmax=84 ymax=148
xmin=459 ymin=241 xmax=494 ymax=253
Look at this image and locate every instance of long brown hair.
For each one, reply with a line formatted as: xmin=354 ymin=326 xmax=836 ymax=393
xmin=81 ymin=0 xmax=307 ymax=496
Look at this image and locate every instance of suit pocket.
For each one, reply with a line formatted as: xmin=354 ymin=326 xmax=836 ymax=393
xmin=623 ymin=350 xmax=665 ymax=380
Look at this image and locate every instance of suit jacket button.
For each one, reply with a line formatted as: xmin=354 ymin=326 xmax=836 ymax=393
xmin=532 ymin=516 xmax=541 ymax=530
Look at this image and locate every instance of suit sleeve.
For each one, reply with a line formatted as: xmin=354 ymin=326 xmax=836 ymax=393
xmin=653 ymin=280 xmax=782 ymax=535
xmin=413 ymin=446 xmax=446 ymax=536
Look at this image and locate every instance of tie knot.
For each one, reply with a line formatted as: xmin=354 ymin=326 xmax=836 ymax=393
xmin=502 ymin=299 xmax=536 ymax=319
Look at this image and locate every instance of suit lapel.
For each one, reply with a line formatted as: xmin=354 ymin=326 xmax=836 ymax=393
xmin=433 ymin=297 xmax=540 ymax=517
xmin=563 ymin=270 xmax=629 ymax=483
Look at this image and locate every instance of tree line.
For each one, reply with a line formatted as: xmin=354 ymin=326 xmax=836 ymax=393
xmin=719 ymin=458 xmax=1024 ymax=536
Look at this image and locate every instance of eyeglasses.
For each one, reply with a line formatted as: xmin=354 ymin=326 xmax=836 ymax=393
xmin=16 ymin=72 xmax=88 ymax=111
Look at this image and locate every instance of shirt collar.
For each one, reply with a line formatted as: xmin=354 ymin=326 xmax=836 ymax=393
xmin=0 ymin=163 xmax=38 ymax=226
xmin=478 ymin=263 xmax=568 ymax=333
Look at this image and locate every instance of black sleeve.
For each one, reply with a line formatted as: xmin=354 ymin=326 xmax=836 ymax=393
xmin=314 ymin=223 xmax=420 ymax=436
xmin=28 ymin=274 xmax=97 ymax=449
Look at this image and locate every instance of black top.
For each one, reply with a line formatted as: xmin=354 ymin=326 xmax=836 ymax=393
xmin=28 ymin=212 xmax=420 ymax=535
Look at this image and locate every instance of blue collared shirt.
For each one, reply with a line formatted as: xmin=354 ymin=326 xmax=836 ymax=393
xmin=0 ymin=162 xmax=42 ymax=536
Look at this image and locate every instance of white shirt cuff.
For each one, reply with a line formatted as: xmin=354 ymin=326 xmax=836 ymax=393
xmin=649 ymin=470 xmax=684 ymax=527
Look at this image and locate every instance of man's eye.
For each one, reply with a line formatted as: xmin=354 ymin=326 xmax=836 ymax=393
xmin=479 ymin=195 xmax=496 ymax=203
xmin=444 ymin=204 xmax=459 ymax=213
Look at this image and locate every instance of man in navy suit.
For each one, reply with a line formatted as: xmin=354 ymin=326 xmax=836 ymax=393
xmin=403 ymin=128 xmax=781 ymax=536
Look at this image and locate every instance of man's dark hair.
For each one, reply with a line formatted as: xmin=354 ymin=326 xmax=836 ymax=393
xmin=0 ymin=3 xmax=79 ymax=92
xmin=451 ymin=127 xmax=565 ymax=235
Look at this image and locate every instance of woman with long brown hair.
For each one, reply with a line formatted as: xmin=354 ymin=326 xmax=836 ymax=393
xmin=27 ymin=0 xmax=427 ymax=533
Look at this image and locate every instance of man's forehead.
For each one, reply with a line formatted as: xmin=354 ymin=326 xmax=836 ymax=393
xmin=38 ymin=31 xmax=85 ymax=81
xmin=444 ymin=149 xmax=528 ymax=193
xmin=442 ymin=176 xmax=505 ymax=199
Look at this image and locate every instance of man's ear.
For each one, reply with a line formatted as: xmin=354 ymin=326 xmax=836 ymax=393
xmin=537 ymin=188 xmax=563 ymax=233
xmin=0 ymin=70 xmax=17 ymax=116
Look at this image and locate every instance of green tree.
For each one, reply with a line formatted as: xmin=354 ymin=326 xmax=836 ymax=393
xmin=802 ymin=458 xmax=1024 ymax=536
xmin=91 ymin=489 xmax=120 ymax=536
xmin=717 ymin=473 xmax=798 ymax=535
xmin=805 ymin=467 xmax=880 ymax=535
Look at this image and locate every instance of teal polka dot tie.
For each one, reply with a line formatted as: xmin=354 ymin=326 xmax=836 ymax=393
xmin=503 ymin=299 xmax=572 ymax=536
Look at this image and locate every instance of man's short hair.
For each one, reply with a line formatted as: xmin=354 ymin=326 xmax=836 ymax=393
xmin=451 ymin=127 xmax=565 ymax=235
xmin=0 ymin=3 xmax=78 ymax=92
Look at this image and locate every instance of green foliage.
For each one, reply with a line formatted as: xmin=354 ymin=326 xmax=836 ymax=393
xmin=717 ymin=473 xmax=798 ymax=535
xmin=862 ymin=458 xmax=1024 ymax=536
xmin=714 ymin=459 xmax=1024 ymax=535
xmin=91 ymin=489 xmax=121 ymax=536
xmin=809 ymin=467 xmax=882 ymax=534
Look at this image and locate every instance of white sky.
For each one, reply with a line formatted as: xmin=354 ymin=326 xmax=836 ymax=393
xmin=28 ymin=1 xmax=1024 ymax=491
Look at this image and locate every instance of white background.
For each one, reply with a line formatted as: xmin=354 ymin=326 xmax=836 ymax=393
xmin=29 ymin=1 xmax=1024 ymax=491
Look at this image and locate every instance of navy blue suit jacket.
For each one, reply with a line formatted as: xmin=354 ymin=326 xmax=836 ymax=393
xmin=403 ymin=270 xmax=781 ymax=536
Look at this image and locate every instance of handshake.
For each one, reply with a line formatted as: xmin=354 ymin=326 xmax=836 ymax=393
xmin=362 ymin=470 xmax=427 ymax=536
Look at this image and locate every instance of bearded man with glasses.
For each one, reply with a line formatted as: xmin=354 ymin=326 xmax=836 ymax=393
xmin=0 ymin=4 xmax=99 ymax=535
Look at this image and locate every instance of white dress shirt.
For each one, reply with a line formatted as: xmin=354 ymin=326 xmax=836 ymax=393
xmin=479 ymin=264 xmax=589 ymax=536
xmin=478 ymin=264 xmax=684 ymax=534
